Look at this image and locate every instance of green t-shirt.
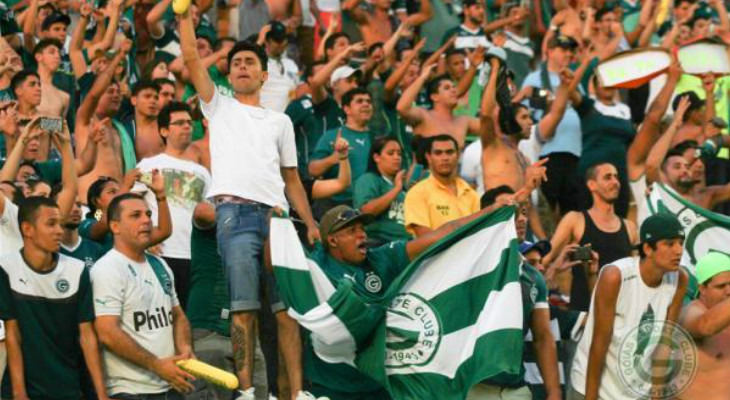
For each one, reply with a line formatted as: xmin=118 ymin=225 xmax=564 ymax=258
xmin=353 ymin=172 xmax=409 ymax=243
xmin=312 ymin=126 xmax=373 ymax=203
xmin=575 ymin=97 xmax=635 ymax=178
xmin=79 ymin=217 xmax=114 ymax=252
xmin=286 ymin=94 xmax=324 ymax=178
xmin=0 ymin=252 xmax=95 ymax=399
xmin=453 ymin=79 xmax=483 ymax=118
xmin=486 ymin=262 xmax=548 ymax=387
xmin=304 ymin=241 xmax=410 ymax=394
xmin=59 ymin=237 xmax=106 ymax=270
xmin=316 ymin=96 xmax=346 ymax=133
xmin=187 ymin=225 xmax=231 ymax=336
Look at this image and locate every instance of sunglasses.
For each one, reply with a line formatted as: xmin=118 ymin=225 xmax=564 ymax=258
xmin=329 ymin=209 xmax=362 ymax=234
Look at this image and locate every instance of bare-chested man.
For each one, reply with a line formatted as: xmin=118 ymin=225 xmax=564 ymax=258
xmin=397 ymin=63 xmax=478 ymax=149
xmin=10 ymin=70 xmax=45 ymax=159
xmin=129 ymin=80 xmax=162 ymax=160
xmin=76 ymin=41 xmax=134 ymax=203
xmin=479 ymin=56 xmax=575 ymax=192
xmin=343 ymin=0 xmax=395 ymax=46
xmin=679 ymin=252 xmax=730 ymax=400
xmin=34 ymin=39 xmax=69 ymax=119
xmin=646 ymin=96 xmax=730 ymax=210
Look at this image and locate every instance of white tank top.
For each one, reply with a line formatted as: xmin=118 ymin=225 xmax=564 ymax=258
xmin=571 ymin=257 xmax=678 ymax=399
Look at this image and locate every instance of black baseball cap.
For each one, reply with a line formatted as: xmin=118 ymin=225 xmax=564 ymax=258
xmin=639 ymin=214 xmax=685 ymax=245
xmin=548 ymin=34 xmax=579 ymax=49
xmin=41 ymin=12 xmax=71 ymax=31
xmin=266 ymin=21 xmax=288 ymax=43
xmin=319 ymin=205 xmax=373 ymax=246
xmin=462 ymin=0 xmax=481 ymax=7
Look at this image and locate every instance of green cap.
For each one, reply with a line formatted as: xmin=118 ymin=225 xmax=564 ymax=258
xmin=696 ymin=252 xmax=730 ymax=285
xmin=319 ymin=205 xmax=373 ymax=246
xmin=640 ymin=214 xmax=685 ymax=244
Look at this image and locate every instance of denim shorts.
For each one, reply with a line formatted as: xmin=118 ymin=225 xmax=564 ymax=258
xmin=215 ymin=203 xmax=285 ymax=313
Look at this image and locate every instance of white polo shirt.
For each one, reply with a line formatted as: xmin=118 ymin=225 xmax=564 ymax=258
xmin=91 ymin=249 xmax=179 ymax=396
xmin=201 ymin=87 xmax=298 ymax=210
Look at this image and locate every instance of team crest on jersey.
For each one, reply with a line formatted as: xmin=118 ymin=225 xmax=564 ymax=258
xmin=385 ymin=293 xmax=442 ymax=368
xmin=56 ymin=279 xmax=69 ymax=293
xmin=364 ymin=272 xmax=382 ymax=293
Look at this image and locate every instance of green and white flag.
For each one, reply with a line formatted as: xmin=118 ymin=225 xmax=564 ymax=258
xmin=647 ymin=182 xmax=730 ymax=272
xmin=271 ymin=207 xmax=525 ymax=400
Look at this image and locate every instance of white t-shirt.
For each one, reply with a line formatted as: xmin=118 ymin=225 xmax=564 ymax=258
xmin=201 ymin=87 xmax=298 ymax=210
xmin=91 ymin=249 xmax=179 ymax=396
xmin=261 ymin=56 xmax=299 ymax=112
xmin=0 ymin=201 xmax=22 ymax=257
xmin=137 ymin=154 xmax=212 ymax=260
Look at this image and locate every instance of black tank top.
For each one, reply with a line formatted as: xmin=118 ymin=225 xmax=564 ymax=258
xmin=571 ymin=211 xmax=633 ymax=311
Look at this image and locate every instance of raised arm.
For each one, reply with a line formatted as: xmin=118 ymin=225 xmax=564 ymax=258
xmin=627 ymin=60 xmax=681 ymax=180
xmin=21 ymin=0 xmax=39 ymax=53
xmin=396 ymin=63 xmax=435 ymax=126
xmin=479 ymin=57 xmax=501 ymax=147
xmin=312 ymin=142 xmax=351 ymax=199
xmin=625 ymin=0 xmax=654 ymax=46
xmin=701 ymin=74 xmax=717 ymax=135
xmin=146 ymin=0 xmax=171 ymax=39
xmin=315 ymin=12 xmax=339 ymax=61
xmin=147 ymin=170 xmax=173 ymax=246
xmin=404 ymin=0 xmax=432 ymax=26
xmin=87 ymin=0 xmax=124 ymax=59
xmin=455 ymin=46 xmax=485 ymax=99
xmin=484 ymin=8 xmax=526 ymax=34
xmin=384 ymin=38 xmax=424 ymax=103
xmin=54 ymin=122 xmax=79 ymax=222
xmin=535 ymin=56 xmax=589 ymax=143
xmin=179 ymin=5 xmax=214 ymax=103
xmin=645 ymin=96 xmax=690 ymax=185
xmin=70 ymin=2 xmax=93 ymax=79
xmin=310 ymin=42 xmax=366 ymax=104
xmin=712 ymin=0 xmax=730 ymax=33
xmin=342 ymin=0 xmax=369 ymax=25
xmin=77 ymin=43 xmax=129 ymax=128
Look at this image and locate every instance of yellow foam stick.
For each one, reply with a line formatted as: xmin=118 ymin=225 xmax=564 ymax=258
xmin=172 ymin=0 xmax=191 ymax=15
xmin=176 ymin=359 xmax=239 ymax=390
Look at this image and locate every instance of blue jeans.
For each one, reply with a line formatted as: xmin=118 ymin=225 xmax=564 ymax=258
xmin=215 ymin=203 xmax=284 ymax=313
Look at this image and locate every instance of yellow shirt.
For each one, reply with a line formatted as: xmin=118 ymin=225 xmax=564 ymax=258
xmin=404 ymin=175 xmax=480 ymax=234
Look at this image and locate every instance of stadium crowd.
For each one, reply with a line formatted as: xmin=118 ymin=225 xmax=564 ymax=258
xmin=0 ymin=0 xmax=730 ymax=398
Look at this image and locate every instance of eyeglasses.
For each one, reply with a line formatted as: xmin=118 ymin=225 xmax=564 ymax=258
xmin=169 ymin=120 xmax=193 ymax=127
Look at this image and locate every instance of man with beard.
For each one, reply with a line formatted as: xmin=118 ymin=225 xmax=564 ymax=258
xmin=441 ymin=0 xmax=490 ymax=50
xmin=679 ymin=252 xmax=730 ymax=400
xmin=128 ymin=80 xmax=162 ymax=160
xmin=75 ymin=41 xmax=135 ymax=203
xmin=543 ymin=162 xmax=639 ymax=312
xmin=646 ymin=96 xmax=730 ymax=210
xmin=569 ymin=214 xmax=688 ymax=400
